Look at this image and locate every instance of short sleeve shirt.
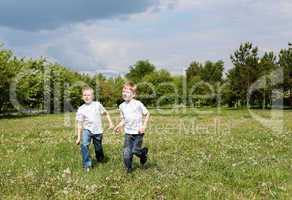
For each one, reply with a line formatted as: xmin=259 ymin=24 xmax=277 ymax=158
xmin=76 ymin=101 xmax=106 ymax=134
xmin=119 ymin=99 xmax=149 ymax=135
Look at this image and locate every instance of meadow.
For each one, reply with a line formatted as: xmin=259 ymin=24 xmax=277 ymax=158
xmin=0 ymin=108 xmax=292 ymax=199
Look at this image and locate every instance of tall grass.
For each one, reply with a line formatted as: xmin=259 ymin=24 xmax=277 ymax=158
xmin=0 ymin=109 xmax=291 ymax=199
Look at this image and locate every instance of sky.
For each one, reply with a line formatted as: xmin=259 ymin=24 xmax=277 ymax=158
xmin=0 ymin=0 xmax=292 ymax=76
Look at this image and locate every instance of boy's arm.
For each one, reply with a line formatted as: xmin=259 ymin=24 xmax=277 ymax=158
xmin=75 ymin=109 xmax=84 ymax=145
xmin=139 ymin=112 xmax=150 ymax=134
xmin=143 ymin=112 xmax=150 ymax=130
xmin=99 ymin=103 xmax=114 ymax=130
xmin=103 ymin=111 xmax=114 ymax=130
xmin=75 ymin=122 xmax=83 ymax=145
xmin=139 ymin=102 xmax=150 ymax=134
xmin=113 ymin=111 xmax=124 ymax=134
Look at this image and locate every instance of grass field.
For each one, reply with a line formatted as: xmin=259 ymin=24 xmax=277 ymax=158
xmin=0 ymin=108 xmax=292 ymax=199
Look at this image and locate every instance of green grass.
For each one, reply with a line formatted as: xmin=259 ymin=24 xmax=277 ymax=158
xmin=0 ymin=108 xmax=292 ymax=199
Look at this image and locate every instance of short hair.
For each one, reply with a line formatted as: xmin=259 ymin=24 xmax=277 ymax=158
xmin=82 ymin=86 xmax=94 ymax=95
xmin=123 ymin=81 xmax=137 ymax=93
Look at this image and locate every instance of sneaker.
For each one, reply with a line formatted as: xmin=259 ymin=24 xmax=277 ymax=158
xmin=140 ymin=147 xmax=148 ymax=165
xmin=126 ymin=168 xmax=133 ymax=173
xmin=84 ymin=167 xmax=91 ymax=172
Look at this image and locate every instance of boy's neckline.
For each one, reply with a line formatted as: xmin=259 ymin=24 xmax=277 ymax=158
xmin=125 ymin=99 xmax=135 ymax=103
xmin=85 ymin=101 xmax=94 ymax=105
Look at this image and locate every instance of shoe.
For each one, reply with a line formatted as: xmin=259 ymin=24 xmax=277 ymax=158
xmin=140 ymin=147 xmax=148 ymax=165
xmin=126 ymin=168 xmax=133 ymax=173
xmin=84 ymin=167 xmax=91 ymax=172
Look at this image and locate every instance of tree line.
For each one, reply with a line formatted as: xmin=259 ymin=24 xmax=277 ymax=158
xmin=0 ymin=41 xmax=291 ymax=114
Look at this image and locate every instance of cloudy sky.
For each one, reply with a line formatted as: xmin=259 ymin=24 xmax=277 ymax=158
xmin=0 ymin=0 xmax=291 ymax=75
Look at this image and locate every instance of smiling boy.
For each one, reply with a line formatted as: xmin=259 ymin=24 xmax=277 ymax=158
xmin=114 ymin=82 xmax=150 ymax=173
xmin=75 ymin=86 xmax=113 ymax=171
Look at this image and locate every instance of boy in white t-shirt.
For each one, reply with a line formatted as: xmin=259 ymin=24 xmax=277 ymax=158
xmin=114 ymin=82 xmax=150 ymax=173
xmin=75 ymin=86 xmax=114 ymax=171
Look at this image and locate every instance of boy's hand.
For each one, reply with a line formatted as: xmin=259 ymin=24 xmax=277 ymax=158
xmin=114 ymin=125 xmax=122 ymax=134
xmin=138 ymin=127 xmax=145 ymax=134
xmin=75 ymin=137 xmax=81 ymax=145
xmin=108 ymin=122 xmax=114 ymax=130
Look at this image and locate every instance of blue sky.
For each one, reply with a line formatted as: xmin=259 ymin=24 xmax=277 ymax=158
xmin=0 ymin=0 xmax=291 ymax=75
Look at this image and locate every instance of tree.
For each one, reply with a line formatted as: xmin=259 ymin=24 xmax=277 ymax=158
xmin=185 ymin=61 xmax=202 ymax=82
xmin=108 ymin=76 xmax=125 ymax=106
xmin=0 ymin=46 xmax=23 ymax=113
xmin=228 ymin=42 xmax=260 ymax=107
xmin=137 ymin=69 xmax=173 ymax=106
xmin=186 ymin=60 xmax=224 ymax=106
xmin=201 ymin=60 xmax=224 ymax=83
xmin=226 ymin=42 xmax=281 ymax=108
xmin=126 ymin=60 xmax=155 ymax=83
xmin=16 ymin=59 xmax=46 ymax=111
xmin=278 ymin=42 xmax=292 ymax=106
xmin=257 ymin=52 xmax=278 ymax=108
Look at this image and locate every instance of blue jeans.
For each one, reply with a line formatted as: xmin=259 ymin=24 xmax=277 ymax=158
xmin=123 ymin=134 xmax=147 ymax=169
xmin=80 ymin=129 xmax=104 ymax=168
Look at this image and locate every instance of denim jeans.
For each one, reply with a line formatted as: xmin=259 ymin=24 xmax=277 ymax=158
xmin=80 ymin=129 xmax=104 ymax=168
xmin=123 ymin=134 xmax=147 ymax=169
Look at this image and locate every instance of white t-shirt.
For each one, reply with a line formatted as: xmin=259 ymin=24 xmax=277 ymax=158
xmin=76 ymin=101 xmax=106 ymax=134
xmin=119 ymin=99 xmax=149 ymax=135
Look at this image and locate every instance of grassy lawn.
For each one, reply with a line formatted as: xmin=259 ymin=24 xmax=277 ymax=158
xmin=0 ymin=108 xmax=292 ymax=199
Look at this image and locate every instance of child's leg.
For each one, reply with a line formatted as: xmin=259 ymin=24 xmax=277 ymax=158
xmin=132 ymin=134 xmax=148 ymax=165
xmin=92 ymin=134 xmax=104 ymax=162
xmin=80 ymin=129 xmax=92 ymax=168
xmin=132 ymin=134 xmax=144 ymax=157
xmin=123 ymin=134 xmax=134 ymax=170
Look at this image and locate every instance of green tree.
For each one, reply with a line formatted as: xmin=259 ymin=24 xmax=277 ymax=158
xmin=126 ymin=60 xmax=155 ymax=83
xmin=186 ymin=60 xmax=224 ymax=106
xmin=279 ymin=42 xmax=292 ymax=106
xmin=108 ymin=76 xmax=126 ymax=106
xmin=185 ymin=61 xmax=202 ymax=82
xmin=15 ymin=59 xmax=46 ymax=111
xmin=201 ymin=60 xmax=224 ymax=83
xmin=257 ymin=52 xmax=278 ymax=108
xmin=228 ymin=42 xmax=260 ymax=107
xmin=226 ymin=42 xmax=280 ymax=108
xmin=0 ymin=46 xmax=23 ymax=113
xmin=139 ymin=69 xmax=174 ymax=106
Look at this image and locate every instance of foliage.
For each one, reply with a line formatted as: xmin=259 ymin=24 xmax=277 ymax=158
xmin=0 ymin=41 xmax=292 ymax=114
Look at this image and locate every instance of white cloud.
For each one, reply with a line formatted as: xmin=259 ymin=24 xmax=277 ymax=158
xmin=1 ymin=0 xmax=292 ymax=75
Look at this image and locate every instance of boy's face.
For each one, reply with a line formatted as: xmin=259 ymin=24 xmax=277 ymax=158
xmin=82 ymin=90 xmax=94 ymax=104
xmin=122 ymin=86 xmax=135 ymax=102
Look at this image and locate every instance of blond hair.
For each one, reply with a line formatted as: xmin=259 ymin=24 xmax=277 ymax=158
xmin=82 ymin=86 xmax=94 ymax=95
xmin=123 ymin=81 xmax=137 ymax=93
